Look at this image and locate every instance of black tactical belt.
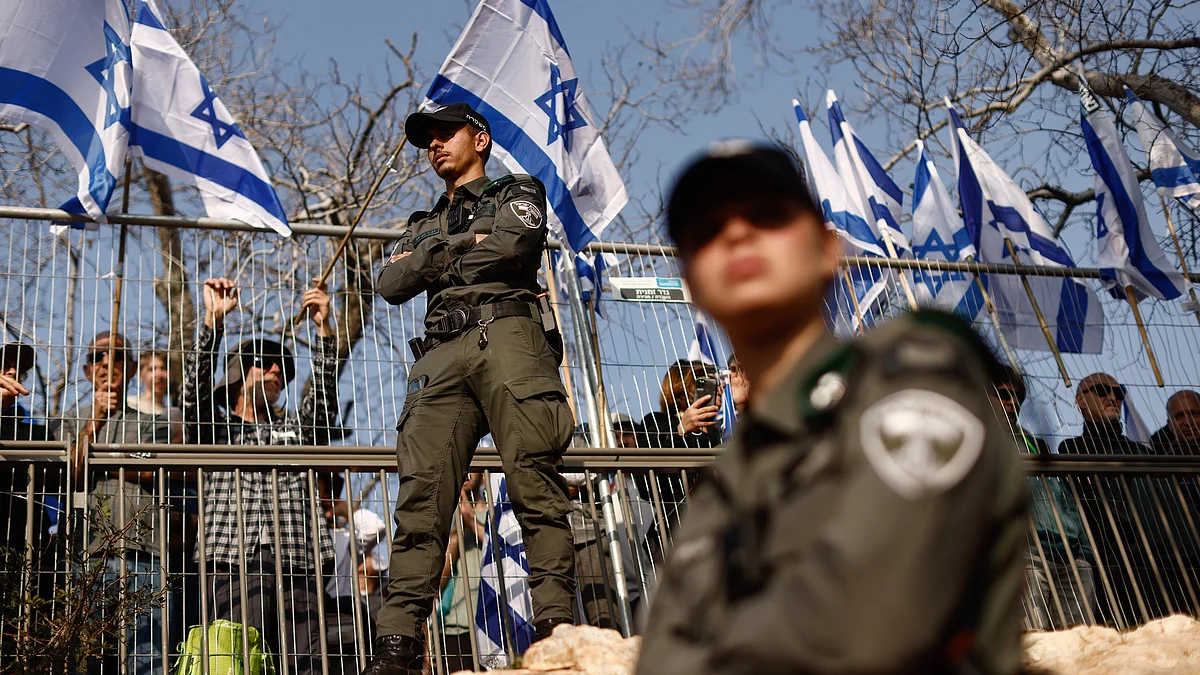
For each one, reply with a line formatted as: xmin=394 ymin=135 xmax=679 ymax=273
xmin=412 ymin=301 xmax=541 ymax=358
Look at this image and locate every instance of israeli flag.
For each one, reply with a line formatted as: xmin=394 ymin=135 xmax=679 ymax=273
xmin=826 ymin=91 xmax=910 ymax=253
xmin=1125 ymin=88 xmax=1200 ymax=208
xmin=686 ymin=316 xmax=738 ymax=437
xmin=1081 ymin=88 xmax=1185 ymax=301
xmin=947 ymin=102 xmax=1105 ymax=353
xmin=0 ymin=0 xmax=132 ymax=225
xmin=128 ymin=0 xmax=290 ymax=236
xmin=1123 ymin=391 xmax=1152 ymax=446
xmin=552 ymin=249 xmax=617 ymax=316
xmin=475 ymin=474 xmax=535 ymax=668
xmin=910 ymin=140 xmax=984 ymax=320
xmin=426 ymin=0 xmax=627 ymax=252
xmin=792 ymin=99 xmax=889 ymax=332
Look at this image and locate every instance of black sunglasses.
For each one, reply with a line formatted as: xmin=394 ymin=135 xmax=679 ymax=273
xmin=1084 ymin=383 xmax=1126 ymax=400
xmin=994 ymin=387 xmax=1022 ymax=402
xmin=85 ymin=349 xmax=132 ymax=365
xmin=680 ymin=199 xmax=807 ymax=254
xmin=249 ymin=355 xmax=285 ymax=371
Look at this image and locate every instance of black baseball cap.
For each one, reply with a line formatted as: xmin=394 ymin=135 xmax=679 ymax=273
xmin=406 ymin=102 xmax=492 ymax=149
xmin=0 ymin=343 xmax=35 ymax=374
xmin=666 ymin=140 xmax=819 ymax=255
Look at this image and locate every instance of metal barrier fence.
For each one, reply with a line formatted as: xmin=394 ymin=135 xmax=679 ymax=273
xmin=2 ymin=446 xmax=1200 ymax=674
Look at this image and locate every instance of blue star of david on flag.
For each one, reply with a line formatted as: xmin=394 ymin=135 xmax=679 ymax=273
xmin=910 ymin=230 xmax=968 ymax=297
xmin=534 ymin=63 xmax=587 ymax=152
xmin=190 ymin=76 xmax=245 ymax=149
xmin=85 ymin=22 xmax=131 ymax=131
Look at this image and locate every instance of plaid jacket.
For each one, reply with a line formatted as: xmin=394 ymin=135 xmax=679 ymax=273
xmin=182 ymin=324 xmax=339 ymax=570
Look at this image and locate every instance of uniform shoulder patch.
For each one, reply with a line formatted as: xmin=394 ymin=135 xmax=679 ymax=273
xmin=510 ymin=200 xmax=544 ymax=228
xmin=859 ymin=389 xmax=984 ymax=500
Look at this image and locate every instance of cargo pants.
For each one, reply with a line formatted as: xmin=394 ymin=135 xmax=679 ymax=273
xmin=375 ymin=313 xmax=576 ymax=639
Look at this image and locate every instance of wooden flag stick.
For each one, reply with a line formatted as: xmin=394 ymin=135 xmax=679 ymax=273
xmin=107 ymin=157 xmax=134 ymax=374
xmin=965 ymin=256 xmax=1019 ymax=369
xmin=879 ymin=226 xmax=919 ymax=311
xmin=1159 ymin=195 xmax=1200 ymax=325
xmin=841 ymin=267 xmax=867 ymax=335
xmin=293 ymin=136 xmax=408 ymax=325
xmin=1124 ymin=285 xmax=1165 ymax=387
xmin=1004 ymin=238 xmax=1071 ymax=387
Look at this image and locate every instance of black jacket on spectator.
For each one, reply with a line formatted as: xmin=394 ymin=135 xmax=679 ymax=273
xmin=1058 ymin=421 xmax=1198 ymax=621
xmin=1 ymin=405 xmax=54 ymax=558
xmin=639 ymin=411 xmax=722 ymax=449
xmin=1150 ymin=426 xmax=1199 ymax=456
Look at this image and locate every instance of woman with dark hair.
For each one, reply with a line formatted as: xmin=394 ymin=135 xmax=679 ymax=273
xmin=640 ymin=359 xmax=723 ymax=449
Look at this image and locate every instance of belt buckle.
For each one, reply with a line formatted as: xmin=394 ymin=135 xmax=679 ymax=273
xmin=446 ymin=308 xmax=469 ymax=333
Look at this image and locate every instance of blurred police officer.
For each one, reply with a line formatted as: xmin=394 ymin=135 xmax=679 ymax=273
xmin=365 ymin=103 xmax=576 ymax=675
xmin=635 ymin=142 xmax=1027 ymax=675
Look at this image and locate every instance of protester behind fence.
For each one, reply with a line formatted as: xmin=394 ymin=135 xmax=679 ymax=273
xmin=1151 ymin=390 xmax=1200 ymax=456
xmin=57 ymin=332 xmax=173 ymax=675
xmin=437 ymin=473 xmax=486 ymax=674
xmin=640 ymin=360 xmax=724 ymax=449
xmin=182 ymin=277 xmax=339 ymax=675
xmin=1056 ymin=372 xmax=1178 ymax=625
xmin=325 ymin=502 xmax=388 ymax=668
xmin=727 ymin=353 xmax=749 ymax=418
xmin=992 ymin=366 xmax=1096 ymax=630
xmin=0 ymin=342 xmax=56 ymax=588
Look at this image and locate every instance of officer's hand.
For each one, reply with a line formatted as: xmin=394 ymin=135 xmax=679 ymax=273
xmin=679 ymin=395 xmax=720 ymax=435
xmin=475 ymin=233 xmax=489 ymax=244
xmin=301 ymin=278 xmax=334 ymax=338
xmin=202 ymin=278 xmax=239 ymax=328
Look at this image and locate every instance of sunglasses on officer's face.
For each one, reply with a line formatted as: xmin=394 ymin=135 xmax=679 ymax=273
xmin=1084 ymin=383 xmax=1126 ymax=401
xmin=681 ymin=199 xmax=806 ymax=254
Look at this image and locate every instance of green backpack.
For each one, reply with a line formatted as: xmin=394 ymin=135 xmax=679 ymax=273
xmin=173 ymin=620 xmax=277 ymax=675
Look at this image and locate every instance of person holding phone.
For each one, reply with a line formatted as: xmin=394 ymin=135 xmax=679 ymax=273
xmin=641 ymin=359 xmax=724 ymax=449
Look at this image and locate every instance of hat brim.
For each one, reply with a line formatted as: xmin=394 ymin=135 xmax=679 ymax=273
xmin=406 ymin=110 xmax=466 ymax=149
xmin=214 ymin=339 xmax=296 ymax=402
xmin=1 ymin=344 xmax=35 ymax=374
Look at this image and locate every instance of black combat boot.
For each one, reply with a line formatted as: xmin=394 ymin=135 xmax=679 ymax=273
xmin=360 ymin=634 xmax=424 ymax=675
xmin=532 ymin=616 xmax=575 ymax=643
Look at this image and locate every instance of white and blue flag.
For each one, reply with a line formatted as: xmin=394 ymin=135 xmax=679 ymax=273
xmin=475 ymin=474 xmax=535 ymax=668
xmin=910 ymin=140 xmax=984 ymax=320
xmin=826 ymin=91 xmax=909 ymax=253
xmin=686 ymin=315 xmax=738 ymax=438
xmin=426 ymin=0 xmax=627 ymax=252
xmin=1123 ymin=391 xmax=1152 ymax=446
xmin=792 ymin=99 xmax=889 ymax=333
xmin=1125 ymin=88 xmax=1200 ymax=209
xmin=128 ymin=0 xmax=290 ymax=235
xmin=552 ymin=249 xmax=617 ymax=316
xmin=0 ymin=0 xmax=132 ymax=224
xmin=1081 ymin=87 xmax=1185 ymax=301
xmin=947 ymin=102 xmax=1105 ymax=353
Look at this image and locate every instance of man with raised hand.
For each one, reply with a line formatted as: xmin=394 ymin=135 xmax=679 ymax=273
xmin=366 ymin=104 xmax=575 ymax=675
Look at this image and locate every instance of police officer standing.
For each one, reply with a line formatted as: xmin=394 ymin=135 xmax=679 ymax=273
xmin=364 ymin=103 xmax=576 ymax=675
xmin=635 ymin=142 xmax=1028 ymax=675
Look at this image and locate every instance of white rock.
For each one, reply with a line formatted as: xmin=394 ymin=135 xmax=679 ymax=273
xmin=1023 ymin=615 xmax=1200 ymax=674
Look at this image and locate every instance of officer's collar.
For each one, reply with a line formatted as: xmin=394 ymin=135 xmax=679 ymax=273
xmin=742 ymin=330 xmax=844 ymax=439
xmin=435 ymin=175 xmax=492 ymax=209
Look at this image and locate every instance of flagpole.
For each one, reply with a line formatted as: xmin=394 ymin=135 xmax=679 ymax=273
xmin=1159 ymin=195 xmax=1200 ymax=325
xmin=542 ymin=252 xmax=577 ymax=423
xmin=965 ymin=257 xmax=1019 ymax=369
xmin=293 ymin=136 xmax=408 ymax=326
xmin=108 ymin=157 xmax=134 ymax=369
xmin=840 ymin=267 xmax=867 ymax=335
xmin=879 ymin=225 xmax=919 ymax=311
xmin=1123 ymin=285 xmax=1165 ymax=387
xmin=1004 ymin=238 xmax=1071 ymax=387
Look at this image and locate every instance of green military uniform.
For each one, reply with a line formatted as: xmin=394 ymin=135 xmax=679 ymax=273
xmin=636 ymin=311 xmax=1028 ymax=675
xmin=374 ymin=173 xmax=576 ymax=640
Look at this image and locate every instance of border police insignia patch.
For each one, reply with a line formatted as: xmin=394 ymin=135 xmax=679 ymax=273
xmin=860 ymin=390 xmax=984 ymax=500
xmin=510 ymin=200 xmax=544 ymax=228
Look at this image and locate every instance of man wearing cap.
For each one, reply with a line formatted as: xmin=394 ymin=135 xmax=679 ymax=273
xmin=634 ymin=142 xmax=1026 ymax=675
xmin=1 ymin=342 xmax=54 ymax=555
xmin=366 ymin=103 xmax=575 ymax=674
xmin=182 ymin=276 xmax=340 ymax=675
xmin=57 ymin=332 xmax=175 ymax=673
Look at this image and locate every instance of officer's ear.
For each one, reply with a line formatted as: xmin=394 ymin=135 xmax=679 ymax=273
xmin=475 ymin=130 xmax=492 ymax=164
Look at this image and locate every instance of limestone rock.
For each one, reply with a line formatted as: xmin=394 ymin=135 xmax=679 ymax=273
xmin=1023 ymin=614 xmax=1200 ymax=674
xmin=449 ymin=624 xmax=638 ymax=675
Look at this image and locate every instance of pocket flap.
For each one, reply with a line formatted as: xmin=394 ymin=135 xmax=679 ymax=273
xmin=504 ymin=375 xmax=568 ymax=401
